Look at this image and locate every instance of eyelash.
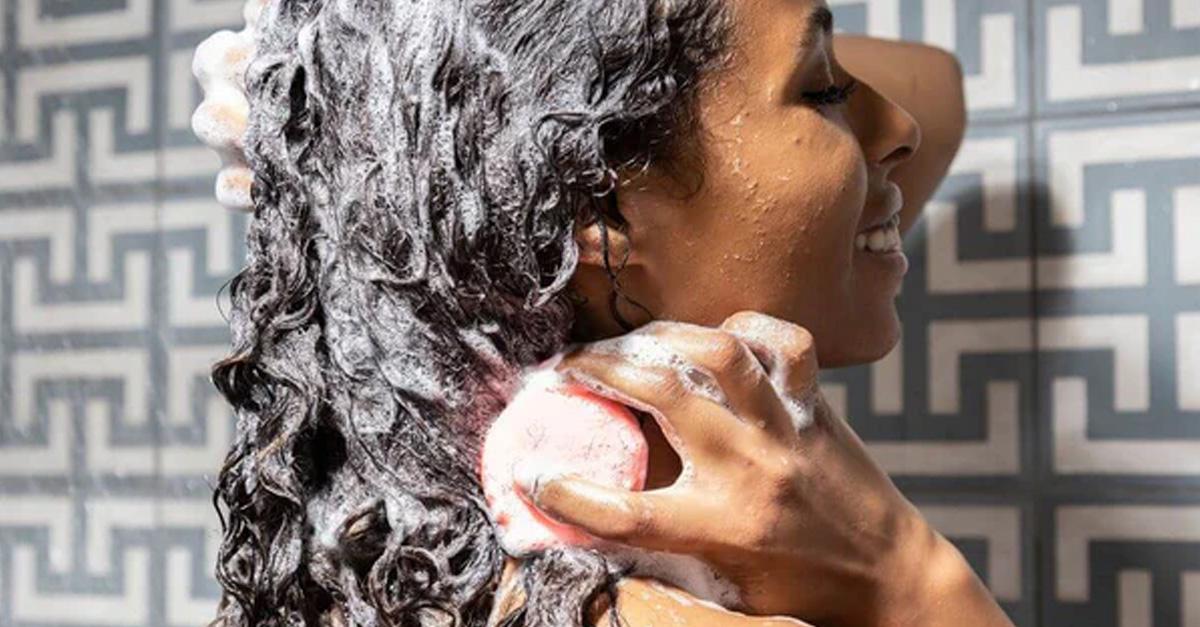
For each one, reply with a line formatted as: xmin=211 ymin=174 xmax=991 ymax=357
xmin=801 ymin=78 xmax=859 ymax=106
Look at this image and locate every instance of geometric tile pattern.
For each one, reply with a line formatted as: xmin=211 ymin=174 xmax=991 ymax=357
xmin=827 ymin=2 xmax=1200 ymax=626
xmin=0 ymin=0 xmax=244 ymax=625
xmin=1 ymin=0 xmax=1196 ymax=626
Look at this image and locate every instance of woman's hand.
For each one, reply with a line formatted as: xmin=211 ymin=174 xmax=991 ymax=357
xmin=517 ymin=311 xmax=1011 ymax=627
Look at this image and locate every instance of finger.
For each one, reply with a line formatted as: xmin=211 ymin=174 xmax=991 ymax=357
xmin=515 ymin=470 xmax=689 ymax=552
xmin=721 ymin=312 xmax=820 ymax=434
xmin=215 ymin=165 xmax=253 ymax=211
xmin=640 ymin=322 xmax=796 ymax=441
xmin=555 ymin=349 xmax=736 ymax=457
xmin=192 ymin=28 xmax=254 ymax=211
xmin=720 ymin=311 xmax=818 ymax=399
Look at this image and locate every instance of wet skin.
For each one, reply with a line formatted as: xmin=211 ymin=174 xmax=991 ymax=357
xmin=193 ymin=0 xmax=983 ymax=624
xmin=569 ymin=0 xmax=924 ymax=368
xmin=498 ymin=1 xmax=1005 ymax=626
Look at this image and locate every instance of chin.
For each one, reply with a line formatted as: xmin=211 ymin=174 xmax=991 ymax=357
xmin=814 ymin=307 xmax=901 ymax=369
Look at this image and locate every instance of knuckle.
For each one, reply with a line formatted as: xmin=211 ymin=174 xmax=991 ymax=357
xmin=771 ymin=324 xmax=815 ymax=364
xmin=639 ymin=367 xmax=687 ymax=403
xmin=606 ymin=501 xmax=654 ymax=542
xmin=785 ymin=325 xmax=816 ymax=354
xmin=639 ymin=320 xmax=679 ymax=335
xmin=756 ymin=453 xmax=804 ymax=503
xmin=723 ymin=310 xmax=765 ymax=327
xmin=698 ymin=332 xmax=750 ymax=374
xmin=606 ymin=516 xmax=640 ymax=542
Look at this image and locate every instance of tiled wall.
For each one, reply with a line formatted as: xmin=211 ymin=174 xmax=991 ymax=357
xmin=0 ymin=1 xmax=1196 ymax=625
xmin=825 ymin=1 xmax=1200 ymax=625
xmin=0 ymin=1 xmax=247 ymax=624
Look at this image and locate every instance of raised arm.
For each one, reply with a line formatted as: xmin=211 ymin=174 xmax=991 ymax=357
xmin=834 ymin=36 xmax=967 ymax=234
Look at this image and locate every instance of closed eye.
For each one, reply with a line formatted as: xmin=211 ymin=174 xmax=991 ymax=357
xmin=801 ymin=78 xmax=858 ymax=106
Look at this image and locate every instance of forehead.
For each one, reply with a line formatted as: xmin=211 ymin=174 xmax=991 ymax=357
xmin=729 ymin=0 xmax=832 ymax=52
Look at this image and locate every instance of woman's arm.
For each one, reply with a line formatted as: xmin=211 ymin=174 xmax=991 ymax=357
xmin=489 ymin=556 xmax=811 ymax=627
xmin=597 ymin=562 xmax=1006 ymax=627
xmin=521 ymin=313 xmax=1013 ymax=627
xmin=591 ymin=577 xmax=812 ymax=627
xmin=834 ymin=36 xmax=967 ymax=234
xmin=873 ymin=517 xmax=1014 ymax=627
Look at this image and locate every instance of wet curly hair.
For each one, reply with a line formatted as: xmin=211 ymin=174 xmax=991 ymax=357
xmin=209 ymin=0 xmax=731 ymax=624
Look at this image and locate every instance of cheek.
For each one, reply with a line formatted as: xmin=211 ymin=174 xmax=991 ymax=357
xmin=762 ymin=123 xmax=867 ymax=268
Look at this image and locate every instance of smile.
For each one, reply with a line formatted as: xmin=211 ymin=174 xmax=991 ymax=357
xmin=854 ymin=213 xmax=902 ymax=254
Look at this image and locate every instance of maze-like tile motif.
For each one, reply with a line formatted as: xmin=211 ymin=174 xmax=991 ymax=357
xmin=830 ymin=0 xmax=1031 ymax=121
xmin=1041 ymin=500 xmax=1200 ymax=627
xmin=829 ymin=3 xmax=1200 ymax=625
xmin=1034 ymin=0 xmax=1200 ymax=114
xmin=0 ymin=1 xmax=242 ymax=625
xmin=1034 ymin=109 xmax=1200 ymax=479
xmin=2 ymin=1 xmax=1197 ymax=625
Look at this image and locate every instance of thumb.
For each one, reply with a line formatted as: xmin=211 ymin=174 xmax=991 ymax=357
xmin=514 ymin=465 xmax=681 ymax=552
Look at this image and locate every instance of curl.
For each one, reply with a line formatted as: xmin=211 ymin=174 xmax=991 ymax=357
xmin=210 ymin=0 xmax=730 ymax=625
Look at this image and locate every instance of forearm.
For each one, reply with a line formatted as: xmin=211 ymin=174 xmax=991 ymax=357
xmin=593 ymin=578 xmax=813 ymax=627
xmin=872 ymin=521 xmax=1014 ymax=627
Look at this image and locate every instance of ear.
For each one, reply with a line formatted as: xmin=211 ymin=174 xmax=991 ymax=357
xmin=575 ymin=215 xmax=633 ymax=270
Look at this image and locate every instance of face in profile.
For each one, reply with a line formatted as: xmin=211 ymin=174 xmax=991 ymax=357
xmin=571 ymin=0 xmax=921 ymax=369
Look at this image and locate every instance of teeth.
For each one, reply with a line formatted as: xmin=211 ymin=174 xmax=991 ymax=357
xmin=868 ymin=229 xmax=887 ymax=251
xmin=855 ymin=217 xmax=903 ymax=254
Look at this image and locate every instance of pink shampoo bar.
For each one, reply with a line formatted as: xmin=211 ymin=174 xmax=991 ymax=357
xmin=480 ymin=369 xmax=649 ymax=555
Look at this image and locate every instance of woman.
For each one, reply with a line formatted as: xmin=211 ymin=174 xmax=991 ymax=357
xmin=205 ymin=0 xmax=1005 ymax=624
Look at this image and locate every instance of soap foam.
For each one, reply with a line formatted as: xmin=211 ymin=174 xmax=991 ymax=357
xmin=481 ymin=356 xmax=746 ymax=608
xmin=584 ymin=333 xmax=730 ymax=409
xmin=191 ymin=0 xmax=265 ymax=211
xmin=480 ymin=363 xmax=649 ymax=555
xmin=720 ymin=316 xmax=820 ymax=432
xmin=573 ymin=329 xmax=816 ymax=433
xmin=607 ymin=545 xmax=743 ymax=608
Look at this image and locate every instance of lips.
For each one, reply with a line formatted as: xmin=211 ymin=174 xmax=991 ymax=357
xmin=857 ymin=183 xmax=904 ymax=233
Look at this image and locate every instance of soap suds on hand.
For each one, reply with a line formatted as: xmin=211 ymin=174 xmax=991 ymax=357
xmin=480 ymin=358 xmax=746 ymax=608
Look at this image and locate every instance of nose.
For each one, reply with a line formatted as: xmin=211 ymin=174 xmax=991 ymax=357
xmin=847 ymin=79 xmax=921 ymax=171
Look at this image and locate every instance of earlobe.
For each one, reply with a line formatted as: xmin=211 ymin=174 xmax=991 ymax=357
xmin=575 ymin=218 xmax=633 ymax=270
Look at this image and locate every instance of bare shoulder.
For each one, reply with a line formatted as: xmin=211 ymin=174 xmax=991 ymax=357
xmin=592 ymin=577 xmax=813 ymax=627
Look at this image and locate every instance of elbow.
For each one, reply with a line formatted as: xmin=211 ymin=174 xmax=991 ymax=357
xmin=942 ymin=50 xmax=968 ymax=145
xmin=928 ymin=48 xmax=968 ymax=157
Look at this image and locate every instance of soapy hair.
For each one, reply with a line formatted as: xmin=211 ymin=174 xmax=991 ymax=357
xmin=209 ymin=0 xmax=730 ymax=625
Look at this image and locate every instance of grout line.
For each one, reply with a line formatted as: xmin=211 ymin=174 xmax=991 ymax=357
xmin=1029 ymin=99 xmax=1200 ymax=123
xmin=1025 ymin=2 xmax=1041 ymax=623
